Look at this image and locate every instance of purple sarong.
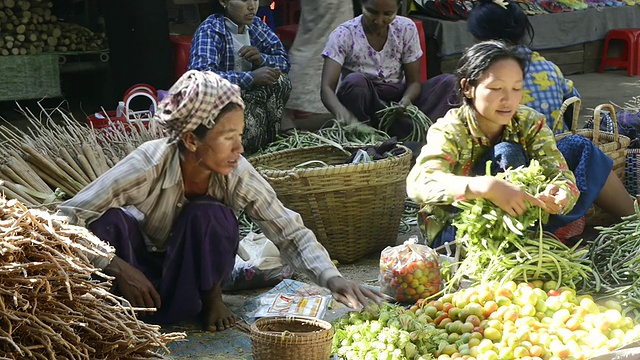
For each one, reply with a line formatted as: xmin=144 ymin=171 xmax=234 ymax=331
xmin=336 ymin=72 xmax=457 ymax=138
xmin=89 ymin=195 xmax=239 ymax=324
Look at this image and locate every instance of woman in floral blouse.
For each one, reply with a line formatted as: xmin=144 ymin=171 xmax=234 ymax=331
xmin=407 ymin=41 xmax=634 ymax=247
xmin=320 ymin=0 xmax=457 ymax=140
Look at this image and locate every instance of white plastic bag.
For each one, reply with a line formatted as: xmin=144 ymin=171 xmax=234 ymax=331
xmin=379 ymin=237 xmax=441 ymax=303
xmin=223 ymin=232 xmax=293 ymax=291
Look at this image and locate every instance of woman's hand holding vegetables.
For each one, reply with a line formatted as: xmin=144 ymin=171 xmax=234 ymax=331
xmin=394 ymin=98 xmax=412 ymax=117
xmin=536 ymin=184 xmax=569 ymax=214
xmin=253 ymin=67 xmax=280 ymax=86
xmin=398 ymin=97 xmax=412 ymax=109
xmin=327 ymin=276 xmax=383 ymax=312
xmin=239 ymin=46 xmax=263 ymax=67
xmin=335 ymin=106 xmax=358 ymax=125
xmin=467 ymin=176 xmax=543 ymax=217
xmin=104 ymin=256 xmax=161 ymax=309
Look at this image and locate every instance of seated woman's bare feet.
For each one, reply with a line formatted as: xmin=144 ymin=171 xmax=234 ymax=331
xmin=202 ymin=283 xmax=240 ymax=332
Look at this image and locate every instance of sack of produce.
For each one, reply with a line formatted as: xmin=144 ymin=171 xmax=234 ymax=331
xmin=379 ymin=238 xmax=441 ymax=303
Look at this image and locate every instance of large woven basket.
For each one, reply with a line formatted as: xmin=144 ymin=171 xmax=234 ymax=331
xmin=249 ymin=145 xmax=412 ymax=263
xmin=250 ymin=316 xmax=334 ymax=360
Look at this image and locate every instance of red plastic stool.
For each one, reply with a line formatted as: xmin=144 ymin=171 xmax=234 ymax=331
xmin=410 ymin=18 xmax=428 ymax=82
xmin=170 ymin=35 xmax=193 ymax=81
xmin=599 ymin=29 xmax=640 ymax=77
xmin=276 ymin=24 xmax=299 ymax=47
xmin=278 ymin=0 xmax=301 ymax=25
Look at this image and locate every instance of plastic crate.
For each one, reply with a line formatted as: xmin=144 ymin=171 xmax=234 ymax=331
xmin=0 ymin=54 xmax=61 ymax=101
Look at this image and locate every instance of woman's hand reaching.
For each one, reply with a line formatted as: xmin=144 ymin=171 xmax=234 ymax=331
xmin=467 ymin=176 xmax=544 ymax=217
xmin=335 ymin=106 xmax=358 ymax=125
xmin=536 ymin=184 xmax=570 ymax=214
xmin=326 ymin=276 xmax=383 ymax=312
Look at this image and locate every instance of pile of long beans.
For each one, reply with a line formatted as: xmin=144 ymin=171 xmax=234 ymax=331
xmin=585 ymin=203 xmax=640 ymax=321
xmin=255 ymin=120 xmax=389 ymax=156
xmin=448 ymin=160 xmax=592 ymax=291
xmin=376 ymin=102 xmax=432 ymax=143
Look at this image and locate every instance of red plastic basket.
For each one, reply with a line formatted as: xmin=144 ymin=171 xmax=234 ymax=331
xmin=87 ymin=84 xmax=157 ymax=133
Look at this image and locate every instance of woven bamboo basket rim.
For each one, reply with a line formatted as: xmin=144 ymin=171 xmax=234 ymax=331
xmin=555 ymin=103 xmax=631 ymax=148
xmin=552 ymin=96 xmax=581 ymax=134
xmin=250 ymin=316 xmax=334 ymax=341
xmin=249 ymin=144 xmax=411 ymax=183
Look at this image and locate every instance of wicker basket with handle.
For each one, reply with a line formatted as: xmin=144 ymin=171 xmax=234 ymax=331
xmin=555 ymin=103 xmax=630 ymax=179
xmin=555 ymin=102 xmax=631 ymax=225
xmin=249 ymin=145 xmax=412 ymax=263
xmin=250 ymin=316 xmax=334 ymax=360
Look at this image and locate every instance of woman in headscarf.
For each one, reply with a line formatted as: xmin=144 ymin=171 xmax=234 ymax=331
xmin=58 ymin=71 xmax=381 ymax=332
xmin=188 ymin=0 xmax=291 ymax=154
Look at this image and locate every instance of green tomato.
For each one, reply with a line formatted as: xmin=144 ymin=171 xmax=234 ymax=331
xmin=460 ymin=322 xmax=475 ymax=334
xmin=484 ymin=327 xmax=502 ymax=342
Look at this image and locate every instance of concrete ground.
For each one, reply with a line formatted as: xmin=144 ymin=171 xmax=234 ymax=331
xmin=0 ymin=69 xmax=639 ymax=359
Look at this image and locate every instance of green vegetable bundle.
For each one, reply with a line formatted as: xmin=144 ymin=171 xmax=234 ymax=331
xmin=448 ymin=160 xmax=591 ymax=290
xmin=376 ymin=102 xmax=432 ymax=143
xmin=585 ymin=202 xmax=640 ymax=321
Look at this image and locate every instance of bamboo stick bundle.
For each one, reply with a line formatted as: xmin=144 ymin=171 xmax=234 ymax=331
xmin=0 ymin=103 xmax=164 ymax=207
xmin=0 ymin=196 xmax=185 ymax=359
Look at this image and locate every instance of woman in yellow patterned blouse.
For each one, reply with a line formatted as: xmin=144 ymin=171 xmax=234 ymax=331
xmin=467 ymin=0 xmax=580 ymax=132
xmin=407 ymin=41 xmax=634 ymax=247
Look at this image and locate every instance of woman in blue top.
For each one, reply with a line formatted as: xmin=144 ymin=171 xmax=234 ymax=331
xmin=467 ymin=0 xmax=580 ymax=132
xmin=189 ymin=0 xmax=291 ymax=154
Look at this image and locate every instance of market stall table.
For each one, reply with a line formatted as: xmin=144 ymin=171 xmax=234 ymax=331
xmin=411 ymin=6 xmax=640 ymax=77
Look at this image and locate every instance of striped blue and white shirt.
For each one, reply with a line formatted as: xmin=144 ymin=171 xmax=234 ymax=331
xmin=188 ymin=14 xmax=290 ymax=90
xmin=58 ymin=139 xmax=341 ymax=287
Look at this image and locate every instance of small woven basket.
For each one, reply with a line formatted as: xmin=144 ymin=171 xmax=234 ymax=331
xmin=249 ymin=145 xmax=412 ymax=263
xmin=555 ymin=102 xmax=631 ymax=226
xmin=250 ymin=316 xmax=334 ymax=360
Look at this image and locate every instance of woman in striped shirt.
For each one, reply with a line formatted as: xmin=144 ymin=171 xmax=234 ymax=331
xmin=59 ymin=71 xmax=381 ymax=332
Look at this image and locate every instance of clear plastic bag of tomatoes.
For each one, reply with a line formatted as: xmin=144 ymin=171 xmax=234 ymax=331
xmin=379 ymin=237 xmax=441 ymax=303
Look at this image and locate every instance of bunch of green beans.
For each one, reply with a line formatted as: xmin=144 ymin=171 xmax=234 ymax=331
xmin=585 ymin=203 xmax=640 ymax=321
xmin=376 ymin=102 xmax=432 ymax=143
xmin=447 ymin=160 xmax=591 ymax=292
xmin=253 ymin=120 xmax=389 ymax=156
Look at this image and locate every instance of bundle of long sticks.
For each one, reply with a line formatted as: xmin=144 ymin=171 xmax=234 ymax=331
xmin=0 ymin=196 xmax=185 ymax=359
xmin=0 ymin=103 xmax=164 ymax=208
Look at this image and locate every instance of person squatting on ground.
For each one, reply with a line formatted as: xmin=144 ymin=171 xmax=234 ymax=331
xmin=406 ymin=41 xmax=635 ymax=248
xmin=58 ymin=71 xmax=382 ymax=332
xmin=189 ymin=0 xmax=291 ymax=154
xmin=320 ymin=0 xmax=457 ymax=140
xmin=467 ymin=0 xmax=580 ymax=131
xmin=282 ymin=0 xmax=354 ymax=129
